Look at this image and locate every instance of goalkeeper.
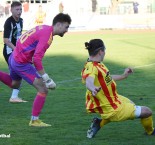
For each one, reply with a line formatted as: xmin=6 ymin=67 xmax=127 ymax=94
xmin=0 ymin=13 xmax=71 ymax=127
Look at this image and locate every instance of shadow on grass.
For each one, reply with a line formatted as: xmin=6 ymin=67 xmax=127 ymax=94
xmin=0 ymin=45 xmax=155 ymax=145
xmin=1 ymin=53 xmax=155 ymax=105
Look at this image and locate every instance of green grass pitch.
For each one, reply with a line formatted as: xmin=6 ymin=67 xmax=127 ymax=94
xmin=0 ymin=30 xmax=155 ymax=145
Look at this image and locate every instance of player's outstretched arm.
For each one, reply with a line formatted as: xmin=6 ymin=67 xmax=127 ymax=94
xmin=112 ymin=68 xmax=133 ymax=81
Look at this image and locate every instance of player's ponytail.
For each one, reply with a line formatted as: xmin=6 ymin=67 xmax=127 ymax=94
xmin=85 ymin=42 xmax=89 ymax=49
xmin=85 ymin=39 xmax=105 ymax=56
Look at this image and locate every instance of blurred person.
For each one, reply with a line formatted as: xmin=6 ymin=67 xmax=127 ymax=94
xmin=0 ymin=4 xmax=4 ymax=18
xmin=81 ymin=39 xmax=155 ymax=138
xmin=4 ymin=2 xmax=10 ymax=18
xmin=133 ymin=1 xmax=139 ymax=14
xmin=35 ymin=5 xmax=46 ymax=25
xmin=59 ymin=1 xmax=64 ymax=13
xmin=3 ymin=1 xmax=27 ymax=103
xmin=0 ymin=13 xmax=72 ymax=127
xmin=23 ymin=1 xmax=29 ymax=13
xmin=91 ymin=0 xmax=97 ymax=12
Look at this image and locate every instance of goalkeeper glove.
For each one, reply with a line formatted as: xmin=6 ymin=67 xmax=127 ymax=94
xmin=42 ymin=73 xmax=56 ymax=89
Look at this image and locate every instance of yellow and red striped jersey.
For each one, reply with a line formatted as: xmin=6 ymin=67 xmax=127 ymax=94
xmin=81 ymin=61 xmax=123 ymax=118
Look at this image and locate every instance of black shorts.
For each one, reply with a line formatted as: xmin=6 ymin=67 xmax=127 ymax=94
xmin=3 ymin=47 xmax=12 ymax=65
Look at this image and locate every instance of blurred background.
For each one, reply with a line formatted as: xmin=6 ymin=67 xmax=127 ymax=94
xmin=0 ymin=0 xmax=155 ymax=31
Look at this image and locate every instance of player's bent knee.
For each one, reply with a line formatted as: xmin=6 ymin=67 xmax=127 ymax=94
xmin=40 ymin=88 xmax=48 ymax=94
xmin=37 ymin=84 xmax=48 ymax=94
xmin=12 ymin=81 xmax=21 ymax=89
xmin=33 ymin=78 xmax=48 ymax=94
xmin=141 ymin=106 xmax=152 ymax=118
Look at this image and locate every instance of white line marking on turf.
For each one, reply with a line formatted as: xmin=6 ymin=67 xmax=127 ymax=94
xmin=57 ymin=77 xmax=80 ymax=84
xmin=57 ymin=62 xmax=155 ymax=85
xmin=133 ymin=62 xmax=155 ymax=69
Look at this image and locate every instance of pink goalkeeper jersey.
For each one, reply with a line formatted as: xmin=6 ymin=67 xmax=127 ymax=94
xmin=13 ymin=25 xmax=53 ymax=71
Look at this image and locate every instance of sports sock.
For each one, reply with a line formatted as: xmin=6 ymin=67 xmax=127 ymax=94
xmin=31 ymin=116 xmax=39 ymax=121
xmin=0 ymin=71 xmax=12 ymax=88
xmin=100 ymin=119 xmax=109 ymax=127
xmin=31 ymin=92 xmax=46 ymax=120
xmin=141 ymin=116 xmax=154 ymax=135
xmin=11 ymin=89 xmax=20 ymax=99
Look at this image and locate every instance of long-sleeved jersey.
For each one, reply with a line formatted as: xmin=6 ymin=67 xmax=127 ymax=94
xmin=81 ymin=61 xmax=124 ymax=118
xmin=13 ymin=25 xmax=53 ymax=71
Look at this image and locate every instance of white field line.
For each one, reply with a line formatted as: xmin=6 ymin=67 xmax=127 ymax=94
xmin=133 ymin=63 xmax=155 ymax=69
xmin=57 ymin=62 xmax=155 ymax=85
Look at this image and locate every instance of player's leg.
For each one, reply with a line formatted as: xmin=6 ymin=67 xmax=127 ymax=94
xmin=29 ymin=78 xmax=51 ymax=127
xmin=87 ymin=117 xmax=109 ymax=138
xmin=0 ymin=71 xmax=22 ymax=94
xmin=3 ymin=47 xmax=10 ymax=65
xmin=119 ymin=95 xmax=135 ymax=104
xmin=0 ymin=71 xmax=13 ymax=88
xmin=9 ymin=78 xmax=26 ymax=102
xmin=87 ymin=106 xmax=110 ymax=138
xmin=3 ymin=49 xmax=26 ymax=103
xmin=110 ymin=102 xmax=154 ymax=135
xmin=100 ymin=119 xmax=109 ymax=127
xmin=15 ymin=62 xmax=51 ymax=127
xmin=138 ymin=106 xmax=155 ymax=135
xmin=0 ymin=63 xmax=21 ymax=90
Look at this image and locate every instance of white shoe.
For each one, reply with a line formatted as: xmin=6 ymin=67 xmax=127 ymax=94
xmin=9 ymin=97 xmax=28 ymax=103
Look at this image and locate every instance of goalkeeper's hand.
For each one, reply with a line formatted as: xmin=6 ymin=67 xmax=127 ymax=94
xmin=42 ymin=73 xmax=56 ymax=89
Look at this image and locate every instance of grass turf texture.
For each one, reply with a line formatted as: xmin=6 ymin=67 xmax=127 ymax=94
xmin=0 ymin=30 xmax=155 ymax=145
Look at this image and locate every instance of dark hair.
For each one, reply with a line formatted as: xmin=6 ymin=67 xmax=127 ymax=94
xmin=11 ymin=1 xmax=22 ymax=8
xmin=52 ymin=13 xmax=72 ymax=25
xmin=85 ymin=39 xmax=105 ymax=56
